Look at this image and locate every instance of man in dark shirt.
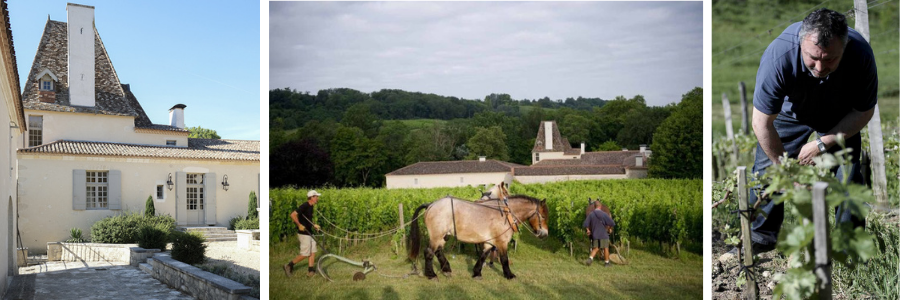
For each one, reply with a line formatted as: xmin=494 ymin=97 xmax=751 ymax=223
xmin=283 ymin=190 xmax=321 ymax=277
xmin=583 ymin=201 xmax=616 ymax=267
xmin=749 ymin=8 xmax=876 ymax=251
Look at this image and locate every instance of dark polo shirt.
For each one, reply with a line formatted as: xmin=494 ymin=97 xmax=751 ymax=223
xmin=753 ymin=22 xmax=878 ymax=133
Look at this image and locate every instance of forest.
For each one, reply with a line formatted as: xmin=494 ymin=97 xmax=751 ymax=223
xmin=270 ymin=87 xmax=702 ymax=188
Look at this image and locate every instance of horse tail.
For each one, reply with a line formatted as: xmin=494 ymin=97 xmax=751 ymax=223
xmin=408 ymin=203 xmax=431 ymax=261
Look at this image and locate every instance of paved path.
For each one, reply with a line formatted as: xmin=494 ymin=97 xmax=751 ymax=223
xmin=12 ymin=261 xmax=193 ymax=300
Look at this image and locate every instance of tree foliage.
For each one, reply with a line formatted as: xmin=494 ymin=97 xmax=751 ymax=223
xmin=465 ymin=126 xmax=509 ymax=161
xmin=649 ymin=87 xmax=703 ymax=179
xmin=187 ymin=126 xmax=221 ymax=139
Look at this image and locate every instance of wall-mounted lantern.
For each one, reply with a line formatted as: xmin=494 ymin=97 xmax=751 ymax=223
xmin=221 ymin=175 xmax=229 ymax=191
xmin=166 ymin=173 xmax=174 ymax=191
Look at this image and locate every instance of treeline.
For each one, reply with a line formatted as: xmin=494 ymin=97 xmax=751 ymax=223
xmin=270 ymin=87 xmax=702 ymax=188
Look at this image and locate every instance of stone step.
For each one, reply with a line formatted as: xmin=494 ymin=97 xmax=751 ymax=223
xmin=140 ymin=262 xmax=154 ymax=275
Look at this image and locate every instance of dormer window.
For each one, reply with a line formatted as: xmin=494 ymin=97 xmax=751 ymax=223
xmin=36 ymin=69 xmax=58 ymax=92
xmin=166 ymin=140 xmax=176 ymax=146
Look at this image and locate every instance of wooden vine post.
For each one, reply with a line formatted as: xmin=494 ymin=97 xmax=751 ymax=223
xmin=739 ymin=82 xmax=749 ymax=135
xmin=723 ymin=94 xmax=739 ymax=165
xmin=812 ymin=182 xmax=832 ymax=300
xmin=853 ymin=0 xmax=888 ymax=206
xmin=737 ymin=166 xmax=757 ymax=300
xmin=399 ymin=203 xmax=405 ymax=250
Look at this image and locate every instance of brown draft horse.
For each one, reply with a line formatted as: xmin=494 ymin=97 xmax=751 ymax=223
xmin=408 ymin=194 xmax=549 ymax=279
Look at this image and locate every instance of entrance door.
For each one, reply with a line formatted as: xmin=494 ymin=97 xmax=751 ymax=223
xmin=186 ymin=173 xmax=205 ymax=225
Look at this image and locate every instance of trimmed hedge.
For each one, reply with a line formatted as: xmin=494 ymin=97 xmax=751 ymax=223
xmin=90 ymin=212 xmax=175 ymax=244
xmin=137 ymin=224 xmax=170 ymax=250
xmin=171 ymin=230 xmax=207 ymax=265
xmin=235 ymin=218 xmax=259 ymax=230
xmin=228 ymin=215 xmax=245 ymax=231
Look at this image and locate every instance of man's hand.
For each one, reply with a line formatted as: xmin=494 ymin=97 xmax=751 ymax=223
xmin=314 ymin=224 xmax=321 ymax=231
xmin=797 ymin=141 xmax=820 ymax=165
xmin=586 ymin=229 xmax=591 ymax=236
xmin=298 ymin=224 xmax=306 ymax=232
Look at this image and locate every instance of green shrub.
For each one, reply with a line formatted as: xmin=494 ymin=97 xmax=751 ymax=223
xmin=145 ymin=196 xmax=155 ymax=217
xmin=228 ymin=214 xmax=245 ymax=231
xmin=137 ymin=224 xmax=169 ymax=250
xmin=171 ymin=231 xmax=207 ymax=265
xmin=90 ymin=212 xmax=175 ymax=244
xmin=235 ymin=217 xmax=259 ymax=230
xmin=66 ymin=227 xmax=85 ymax=243
xmin=248 ymin=191 xmax=258 ymax=220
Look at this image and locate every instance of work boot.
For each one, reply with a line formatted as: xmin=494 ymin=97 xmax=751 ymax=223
xmin=283 ymin=264 xmax=292 ymax=277
xmin=584 ymin=257 xmax=593 ymax=266
xmin=307 ymin=266 xmax=316 ymax=277
xmin=605 ymin=261 xmax=610 ymax=267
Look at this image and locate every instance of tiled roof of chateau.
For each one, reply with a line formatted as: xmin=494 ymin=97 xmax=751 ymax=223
xmin=386 ymin=160 xmax=524 ymax=176
xmin=21 ymin=19 xmax=168 ymax=129
xmin=0 ymin=0 xmax=25 ymax=132
xmin=18 ymin=138 xmax=259 ymax=161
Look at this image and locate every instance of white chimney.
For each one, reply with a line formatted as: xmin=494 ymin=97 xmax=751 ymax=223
xmin=478 ymin=156 xmax=486 ymax=162
xmin=581 ymin=142 xmax=585 ymax=155
xmin=67 ymin=3 xmax=95 ymax=107
xmin=622 ymin=148 xmax=627 ymax=151
xmin=169 ymin=104 xmax=186 ymax=129
xmin=635 ymin=156 xmax=643 ymax=167
xmin=640 ymin=144 xmax=647 ymax=153
xmin=544 ymin=122 xmax=553 ymax=150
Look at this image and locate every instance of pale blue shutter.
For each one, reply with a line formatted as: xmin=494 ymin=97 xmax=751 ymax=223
xmin=176 ymin=172 xmax=187 ymax=225
xmin=108 ymin=170 xmax=121 ymax=210
xmin=72 ymin=170 xmax=86 ymax=210
xmin=204 ymin=173 xmax=216 ymax=226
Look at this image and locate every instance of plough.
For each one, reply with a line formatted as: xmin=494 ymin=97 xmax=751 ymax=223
xmin=316 ymin=253 xmax=377 ymax=281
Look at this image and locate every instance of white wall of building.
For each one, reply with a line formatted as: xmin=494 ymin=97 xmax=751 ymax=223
xmin=386 ymin=172 xmax=512 ymax=189
xmin=533 ymin=151 xmax=580 ymax=164
xmin=21 ymin=111 xmax=188 ymax=148
xmin=515 ymin=174 xmax=627 ymax=184
xmin=0 ymin=71 xmax=19 ymax=294
xmin=66 ymin=4 xmax=95 ymax=107
xmin=17 ymin=154 xmax=258 ymax=253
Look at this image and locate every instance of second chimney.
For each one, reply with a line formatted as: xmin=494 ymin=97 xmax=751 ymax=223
xmin=581 ymin=142 xmax=585 ymax=155
xmin=169 ymin=104 xmax=186 ymax=129
xmin=478 ymin=156 xmax=486 ymax=162
xmin=67 ymin=3 xmax=95 ymax=107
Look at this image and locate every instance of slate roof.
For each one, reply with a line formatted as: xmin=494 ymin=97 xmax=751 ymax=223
xmin=533 ymin=121 xmax=580 ymax=153
xmin=514 ymin=165 xmax=625 ymax=176
xmin=18 ymin=138 xmax=259 ymax=161
xmin=21 ymin=19 xmax=169 ymax=129
xmin=386 ymin=160 xmax=523 ymax=176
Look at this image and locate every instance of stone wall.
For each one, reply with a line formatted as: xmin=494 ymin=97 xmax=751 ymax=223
xmin=47 ymin=242 xmax=159 ymax=266
xmin=147 ymin=253 xmax=251 ymax=300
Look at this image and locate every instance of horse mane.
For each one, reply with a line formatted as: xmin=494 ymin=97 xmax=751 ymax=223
xmin=508 ymin=194 xmax=543 ymax=205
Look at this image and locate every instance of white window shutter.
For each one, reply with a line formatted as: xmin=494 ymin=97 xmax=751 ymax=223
xmin=176 ymin=172 xmax=187 ymax=225
xmin=204 ymin=173 xmax=217 ymax=226
xmin=108 ymin=170 xmax=121 ymax=210
xmin=72 ymin=169 xmax=86 ymax=210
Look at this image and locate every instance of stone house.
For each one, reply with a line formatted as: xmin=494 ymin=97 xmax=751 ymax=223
xmin=385 ymin=120 xmax=650 ymax=188
xmin=0 ymin=0 xmax=27 ymax=295
xmin=15 ymin=4 xmax=259 ymax=253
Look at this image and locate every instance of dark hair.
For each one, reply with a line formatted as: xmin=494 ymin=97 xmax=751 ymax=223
xmin=799 ymin=8 xmax=849 ymax=48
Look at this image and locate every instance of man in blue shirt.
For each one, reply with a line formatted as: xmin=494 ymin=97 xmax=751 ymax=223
xmin=748 ymin=8 xmax=876 ymax=251
xmin=583 ymin=201 xmax=616 ymax=267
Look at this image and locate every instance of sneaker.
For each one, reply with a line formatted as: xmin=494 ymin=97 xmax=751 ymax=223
xmin=584 ymin=258 xmax=593 ymax=266
xmin=307 ymin=271 xmax=316 ymax=277
xmin=283 ymin=264 xmax=293 ymax=277
xmin=604 ymin=261 xmax=610 ymax=267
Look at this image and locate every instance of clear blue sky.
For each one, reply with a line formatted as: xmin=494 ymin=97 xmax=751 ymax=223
xmin=9 ymin=1 xmax=260 ymax=140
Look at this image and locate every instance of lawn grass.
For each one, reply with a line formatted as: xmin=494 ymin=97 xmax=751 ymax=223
xmin=270 ymin=233 xmax=702 ymax=299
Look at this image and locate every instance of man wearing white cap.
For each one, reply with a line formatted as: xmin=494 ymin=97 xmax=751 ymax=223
xmin=284 ymin=190 xmax=322 ymax=277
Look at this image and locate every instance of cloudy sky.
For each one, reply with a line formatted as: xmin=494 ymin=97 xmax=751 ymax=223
xmin=270 ymin=1 xmax=702 ymax=107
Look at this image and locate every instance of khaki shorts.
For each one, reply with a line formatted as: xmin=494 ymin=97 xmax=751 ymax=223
xmin=297 ymin=234 xmax=317 ymax=256
xmin=591 ymin=238 xmax=609 ymax=249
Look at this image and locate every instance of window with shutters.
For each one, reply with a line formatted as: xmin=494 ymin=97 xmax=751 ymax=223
xmin=186 ymin=173 xmax=204 ymax=210
xmin=28 ymin=116 xmax=42 ymax=147
xmin=86 ymin=171 xmax=108 ymax=209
